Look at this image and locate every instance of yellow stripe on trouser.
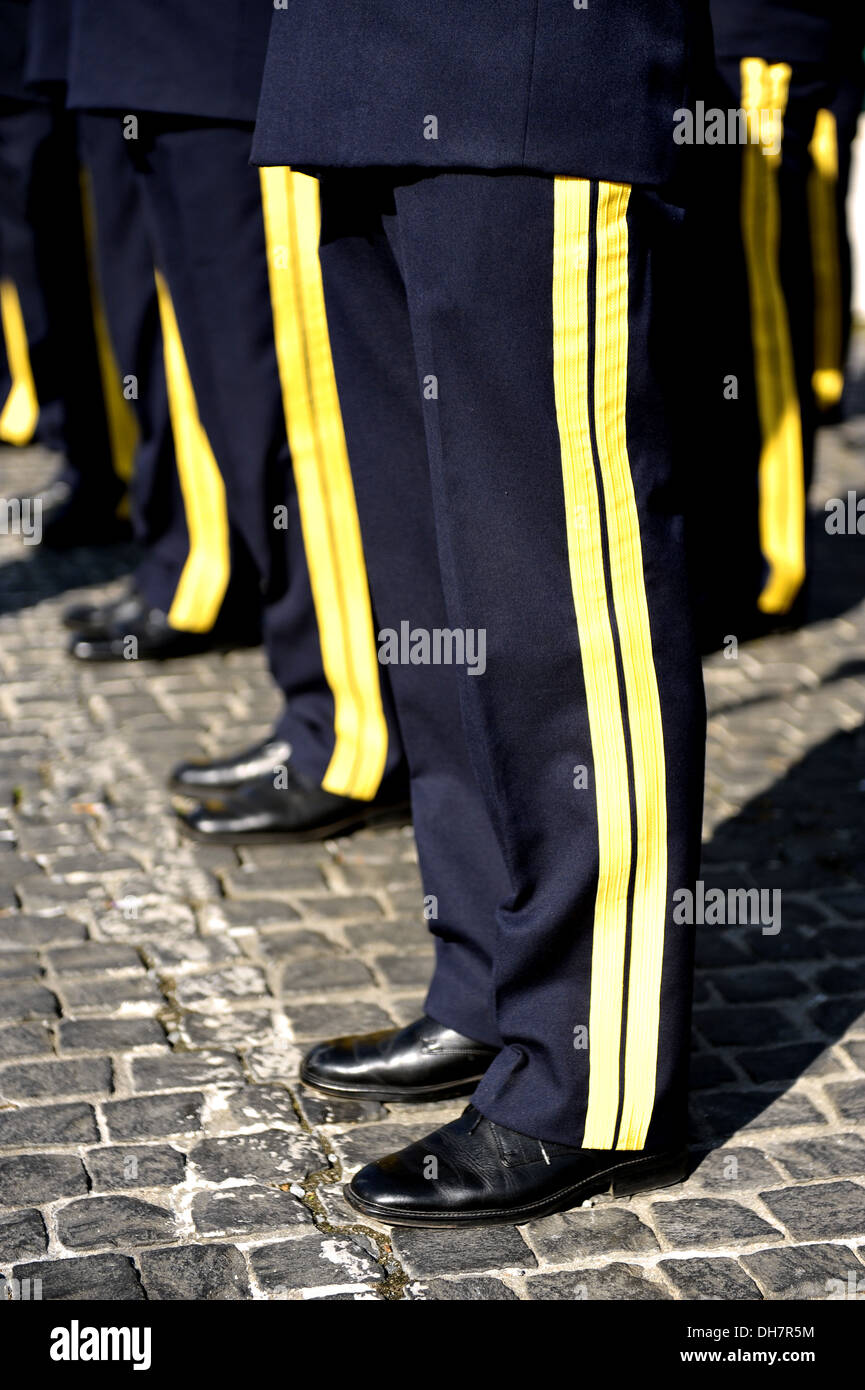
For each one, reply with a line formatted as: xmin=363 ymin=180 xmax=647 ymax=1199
xmin=552 ymin=179 xmax=633 ymax=1150
xmin=553 ymin=179 xmax=669 ymax=1150
xmin=154 ymin=269 xmax=230 ymax=633
xmin=0 ymin=278 xmax=39 ymax=446
xmin=79 ymin=168 xmax=138 ymax=514
xmin=592 ymin=185 xmax=669 ymax=1151
xmin=740 ymin=57 xmax=806 ymax=616
xmin=808 ymin=107 xmax=844 ymax=411
xmin=259 ymin=167 xmax=388 ymax=802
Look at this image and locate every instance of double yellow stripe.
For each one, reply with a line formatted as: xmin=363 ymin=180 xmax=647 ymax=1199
xmin=259 ymin=168 xmax=388 ymax=802
xmin=553 ymin=180 xmax=631 ymax=1149
xmin=553 ymin=179 xmax=669 ymax=1150
xmin=0 ymin=278 xmax=38 ymax=446
xmin=808 ymin=107 xmax=844 ymax=411
xmin=740 ymin=57 xmax=806 ymax=616
xmin=155 ymin=270 xmax=231 ymax=633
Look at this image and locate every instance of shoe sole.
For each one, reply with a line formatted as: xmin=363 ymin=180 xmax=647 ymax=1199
xmin=62 ymin=619 xmax=114 ymax=635
xmin=343 ymin=1149 xmax=689 ymax=1228
xmin=69 ymin=639 xmax=258 ymax=664
xmin=175 ymin=801 xmax=412 ymax=846
xmin=298 ymin=1062 xmax=487 ymax=1104
xmin=167 ymin=776 xmax=247 ymax=796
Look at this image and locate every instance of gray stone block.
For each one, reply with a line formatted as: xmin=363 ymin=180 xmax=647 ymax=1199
xmin=12 ymin=1253 xmax=144 ymax=1301
xmin=102 ymin=1091 xmax=205 ymax=1141
xmin=759 ymin=1181 xmax=865 ymax=1241
xmin=0 ymin=1208 xmax=47 ymax=1261
xmin=192 ymin=1185 xmax=311 ymax=1237
xmin=85 ymin=1145 xmax=186 ymax=1192
xmin=0 ymin=1152 xmax=89 ymax=1205
xmin=0 ymin=1101 xmax=98 ymax=1148
xmin=649 ymin=1197 xmax=783 ymax=1249
xmin=658 ymin=1257 xmax=762 ymax=1300
xmin=57 ymin=1196 xmax=177 ymax=1250
xmin=140 ymin=1243 xmax=251 ymax=1300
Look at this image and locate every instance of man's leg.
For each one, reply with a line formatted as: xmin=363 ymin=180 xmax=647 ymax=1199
xmin=66 ymin=110 xmax=263 ymax=660
xmin=77 ymin=110 xmax=189 ymax=609
xmin=698 ymin=57 xmax=836 ymax=646
xmin=317 ymin=172 xmax=510 ymax=1047
xmin=329 ymin=169 xmax=704 ymax=1224
xmin=0 ymin=93 xmax=125 ymax=538
xmin=386 ymin=170 xmax=705 ymax=1153
xmin=128 ymin=126 xmax=404 ymax=815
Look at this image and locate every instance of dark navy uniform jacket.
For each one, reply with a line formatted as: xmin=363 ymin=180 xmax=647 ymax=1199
xmin=711 ymin=0 xmax=864 ymax=64
xmin=24 ymin=0 xmax=70 ymax=90
xmin=0 ymin=0 xmax=33 ymax=100
xmin=66 ymin=0 xmax=273 ymax=120
xmin=252 ymin=0 xmax=711 ymax=188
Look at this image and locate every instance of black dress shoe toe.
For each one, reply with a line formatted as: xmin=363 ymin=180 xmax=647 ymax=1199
xmin=300 ymin=1016 xmax=498 ymax=1102
xmin=68 ymin=595 xmax=258 ymax=662
xmin=345 ymin=1105 xmax=688 ymax=1227
xmin=175 ymin=763 xmax=410 ymax=844
xmin=69 ymin=619 xmax=213 ymax=662
xmin=168 ymin=737 xmax=293 ymax=795
xmin=63 ymin=583 xmax=143 ymax=637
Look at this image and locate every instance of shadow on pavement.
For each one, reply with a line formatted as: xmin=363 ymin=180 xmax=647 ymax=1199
xmin=690 ymin=716 xmax=865 ymax=1144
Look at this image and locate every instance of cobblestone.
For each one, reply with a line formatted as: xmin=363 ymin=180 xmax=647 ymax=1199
xmin=84 ymin=1144 xmax=186 ymax=1192
xmin=248 ymin=1234 xmax=382 ymax=1296
xmin=739 ymin=1243 xmax=864 ymax=1299
xmin=1 ymin=419 xmax=865 ymax=1298
xmin=0 ymin=1152 xmax=89 ymax=1204
xmin=657 ymin=1257 xmax=762 ymax=1300
xmin=392 ymin=1224 xmax=535 ymax=1277
xmin=102 ymin=1092 xmax=206 ymax=1141
xmin=191 ymin=1186 xmax=312 ymax=1237
xmin=412 ymin=1275 xmax=520 ymax=1300
xmin=12 ymin=1253 xmax=145 ymax=1300
xmin=524 ymin=1264 xmax=670 ymax=1300
xmin=759 ymin=1181 xmax=865 ymax=1241
xmin=0 ymin=1209 xmax=47 ymax=1261
xmin=139 ymin=1244 xmax=251 ymax=1301
xmin=56 ymin=1196 xmax=177 ymax=1250
xmin=0 ymin=1057 xmax=113 ymax=1099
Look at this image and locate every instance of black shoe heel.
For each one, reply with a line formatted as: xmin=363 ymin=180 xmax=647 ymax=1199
xmin=609 ymin=1149 xmax=688 ymax=1198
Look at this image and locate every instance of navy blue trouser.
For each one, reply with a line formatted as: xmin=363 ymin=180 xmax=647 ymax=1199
xmin=318 ymin=171 xmax=706 ymax=1150
xmin=122 ymin=119 xmax=403 ymax=796
xmin=694 ymin=55 xmax=865 ymax=641
xmin=77 ymin=111 xmax=190 ymax=600
xmin=0 ymin=93 xmax=117 ymax=499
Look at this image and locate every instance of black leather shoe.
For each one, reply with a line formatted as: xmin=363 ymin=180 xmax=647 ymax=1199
xmin=175 ymin=764 xmax=411 ymax=844
xmin=39 ymin=478 xmax=131 ymax=550
xmin=63 ymin=583 xmax=143 ymax=637
xmin=168 ymin=737 xmax=293 ymax=795
xmin=300 ymin=1017 xmax=498 ymax=1102
xmin=345 ymin=1105 xmax=688 ymax=1227
xmin=69 ymin=593 xmax=258 ymax=662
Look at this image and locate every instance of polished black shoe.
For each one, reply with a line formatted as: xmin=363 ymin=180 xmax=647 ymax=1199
xmin=300 ymin=1017 xmax=499 ymax=1102
xmin=39 ymin=477 xmax=131 ymax=550
xmin=168 ymin=736 xmax=293 ymax=796
xmin=345 ymin=1104 xmax=688 ymax=1228
xmin=63 ymin=583 xmax=143 ymax=637
xmin=69 ymin=592 xmax=258 ymax=662
xmin=175 ymin=764 xmax=411 ymax=844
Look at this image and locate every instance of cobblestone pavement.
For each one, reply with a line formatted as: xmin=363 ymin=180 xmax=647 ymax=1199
xmin=1 ymin=402 xmax=865 ymax=1303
